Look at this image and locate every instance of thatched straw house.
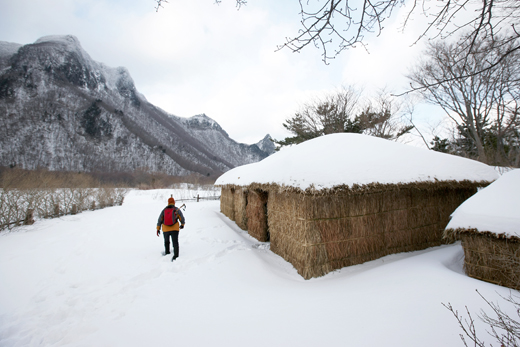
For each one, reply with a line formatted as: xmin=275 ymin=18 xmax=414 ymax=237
xmin=216 ymin=134 xmax=499 ymax=279
xmin=444 ymin=169 xmax=520 ymax=289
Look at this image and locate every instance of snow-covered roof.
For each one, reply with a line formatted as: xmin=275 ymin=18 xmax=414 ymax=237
xmin=446 ymin=169 xmax=520 ymax=237
xmin=215 ymin=133 xmax=499 ymax=191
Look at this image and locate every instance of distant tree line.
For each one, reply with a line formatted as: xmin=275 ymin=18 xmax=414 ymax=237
xmin=0 ymin=166 xmax=216 ymax=190
xmin=0 ymin=167 xmax=217 ymax=231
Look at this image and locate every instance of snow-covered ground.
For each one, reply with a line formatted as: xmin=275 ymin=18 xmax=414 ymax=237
xmin=0 ymin=189 xmax=517 ymax=347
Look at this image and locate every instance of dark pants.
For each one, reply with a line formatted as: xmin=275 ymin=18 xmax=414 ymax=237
xmin=163 ymin=230 xmax=179 ymax=258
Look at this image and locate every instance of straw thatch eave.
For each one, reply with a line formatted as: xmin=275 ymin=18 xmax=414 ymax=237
xmin=217 ymin=179 xmax=493 ymax=197
xmin=444 ymin=227 xmax=520 ymax=243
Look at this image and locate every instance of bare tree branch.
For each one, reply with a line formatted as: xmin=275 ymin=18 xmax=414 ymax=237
xmin=444 ymin=290 xmax=520 ymax=347
xmin=154 ymin=0 xmax=520 ymax=83
xmin=155 ymin=0 xmax=168 ymax=12
xmin=407 ymin=32 xmax=520 ymax=165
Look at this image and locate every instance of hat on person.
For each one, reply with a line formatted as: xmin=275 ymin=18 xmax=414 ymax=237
xmin=168 ymin=196 xmax=175 ymax=205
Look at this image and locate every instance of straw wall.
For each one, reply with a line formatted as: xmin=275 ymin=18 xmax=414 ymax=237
xmin=246 ymin=190 xmax=269 ymax=242
xmin=233 ymin=187 xmax=248 ymax=230
xmin=460 ymin=232 xmax=520 ymax=290
xmin=267 ymin=186 xmax=478 ymax=279
xmin=220 ymin=187 xmax=235 ymax=221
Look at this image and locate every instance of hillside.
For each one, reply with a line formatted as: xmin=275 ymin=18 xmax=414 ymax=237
xmin=0 ymin=36 xmax=274 ymax=179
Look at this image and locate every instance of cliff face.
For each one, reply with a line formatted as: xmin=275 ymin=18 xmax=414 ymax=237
xmin=0 ymin=35 xmax=274 ymax=178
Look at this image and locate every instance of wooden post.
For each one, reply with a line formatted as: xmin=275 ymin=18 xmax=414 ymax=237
xmin=24 ymin=209 xmax=35 ymax=225
xmin=197 ymin=194 xmax=200 ymax=202
xmin=54 ymin=203 xmax=60 ymax=217
xmin=71 ymin=204 xmax=78 ymax=215
xmin=91 ymin=201 xmax=96 ymax=210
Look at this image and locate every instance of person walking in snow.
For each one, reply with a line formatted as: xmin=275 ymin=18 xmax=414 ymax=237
xmin=156 ymin=196 xmax=185 ymax=260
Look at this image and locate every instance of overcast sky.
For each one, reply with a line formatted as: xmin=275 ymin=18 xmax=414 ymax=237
xmin=0 ymin=0 xmax=445 ymax=145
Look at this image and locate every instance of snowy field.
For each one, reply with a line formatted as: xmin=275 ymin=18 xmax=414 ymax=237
xmin=0 ymin=189 xmax=517 ymax=347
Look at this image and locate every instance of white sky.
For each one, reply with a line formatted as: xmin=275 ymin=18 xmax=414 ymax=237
xmin=0 ymin=0 xmax=450 ymax=145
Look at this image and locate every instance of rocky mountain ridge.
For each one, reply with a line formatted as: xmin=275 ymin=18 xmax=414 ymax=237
xmin=0 ymin=35 xmax=275 ymax=179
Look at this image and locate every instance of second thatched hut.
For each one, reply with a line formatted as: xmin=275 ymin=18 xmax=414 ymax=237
xmin=215 ymin=133 xmax=499 ymax=279
xmin=444 ymin=169 xmax=520 ymax=290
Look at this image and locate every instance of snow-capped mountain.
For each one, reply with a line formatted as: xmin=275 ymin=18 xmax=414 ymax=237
xmin=178 ymin=114 xmax=276 ymax=168
xmin=0 ymin=35 xmax=274 ymax=178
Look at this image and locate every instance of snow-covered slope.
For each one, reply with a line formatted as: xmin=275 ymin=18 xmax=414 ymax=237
xmin=178 ymin=114 xmax=275 ymax=167
xmin=0 ymin=190 xmax=516 ymax=346
xmin=0 ymin=35 xmax=272 ymax=178
xmin=215 ymin=133 xmax=499 ymax=190
xmin=254 ymin=134 xmax=276 ymax=155
xmin=0 ymin=41 xmax=21 ymax=70
xmin=446 ymin=169 xmax=520 ymax=237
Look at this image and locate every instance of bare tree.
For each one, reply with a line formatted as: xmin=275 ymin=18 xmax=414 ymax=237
xmin=285 ymin=0 xmax=520 ymax=68
xmin=274 ymin=86 xmax=413 ymax=148
xmin=444 ymin=290 xmax=520 ymax=347
xmin=408 ymin=33 xmax=520 ymax=165
xmin=277 ymin=0 xmax=402 ymax=62
xmin=155 ymin=0 xmax=168 ymax=12
xmin=274 ymin=85 xmax=363 ymax=148
xmin=155 ymin=0 xmax=245 ymax=12
xmin=359 ymin=89 xmax=413 ymax=140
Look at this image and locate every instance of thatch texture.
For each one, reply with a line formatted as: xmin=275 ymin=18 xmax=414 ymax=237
xmin=233 ymin=188 xmax=248 ymax=230
xmin=220 ymin=187 xmax=235 ymax=221
xmin=267 ymin=185 xmax=478 ymax=279
xmin=454 ymin=231 xmax=520 ymax=290
xmin=246 ymin=190 xmax=269 ymax=242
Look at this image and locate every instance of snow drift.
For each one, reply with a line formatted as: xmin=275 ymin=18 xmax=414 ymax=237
xmin=0 ymin=190 xmax=518 ymax=346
